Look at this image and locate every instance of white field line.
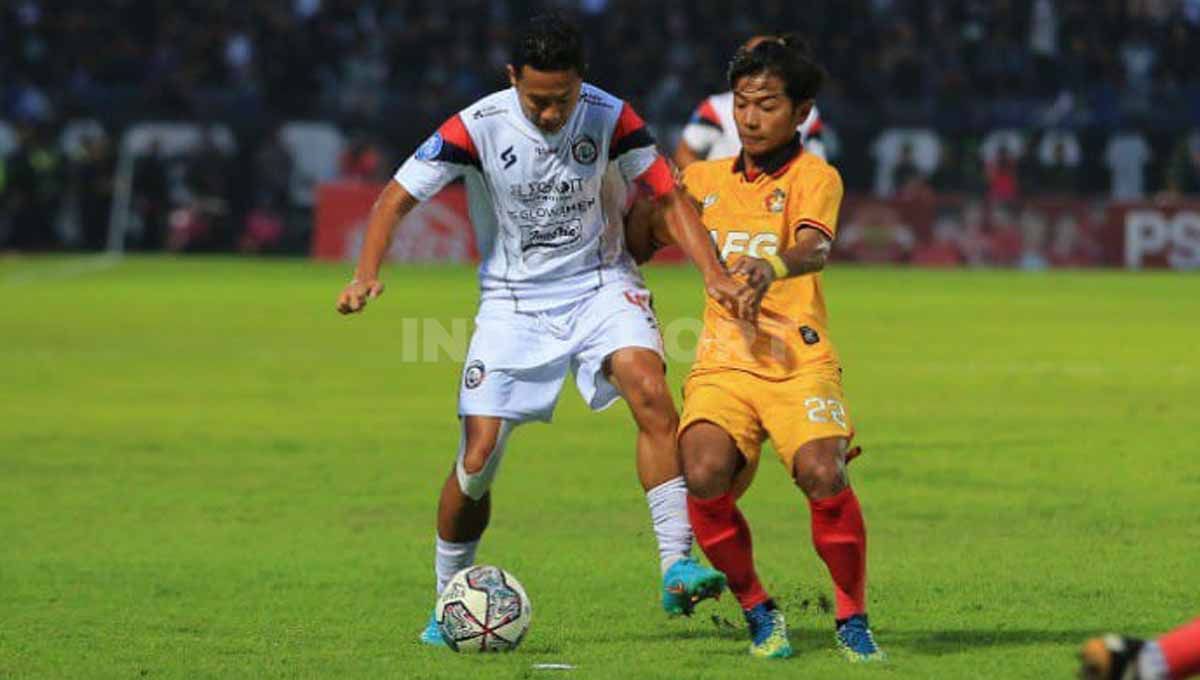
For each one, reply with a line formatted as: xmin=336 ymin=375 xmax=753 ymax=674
xmin=2 ymin=253 xmax=124 ymax=286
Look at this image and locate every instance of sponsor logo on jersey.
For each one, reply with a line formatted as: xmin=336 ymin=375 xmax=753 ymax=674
xmin=509 ymin=177 xmax=587 ymax=202
xmin=579 ymin=92 xmax=614 ymax=109
xmin=520 ymin=218 xmax=582 ymax=252
xmin=703 ymin=193 xmax=719 ymax=209
xmin=571 ymin=134 xmax=598 ymax=165
xmin=536 ymin=146 xmax=560 ymax=157
xmin=710 ymin=230 xmax=780 ymax=260
xmin=799 ymin=326 xmax=821 ymax=345
xmin=506 ymin=199 xmax=596 ymax=222
xmin=501 ymin=146 xmax=518 ymax=170
xmin=472 ymin=106 xmax=506 ymax=119
xmin=766 ymin=188 xmax=786 ymax=214
xmin=415 ymin=132 xmax=444 ymax=161
xmin=464 ymin=360 xmax=486 ymax=389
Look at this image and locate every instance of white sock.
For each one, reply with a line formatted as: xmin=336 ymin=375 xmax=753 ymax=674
xmin=1138 ymin=640 xmax=1170 ymax=680
xmin=435 ymin=536 xmax=480 ymax=596
xmin=646 ymin=476 xmax=693 ymax=574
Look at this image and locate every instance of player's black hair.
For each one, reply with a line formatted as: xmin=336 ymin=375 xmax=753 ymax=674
xmin=727 ymin=34 xmax=825 ymax=104
xmin=511 ymin=14 xmax=587 ymax=76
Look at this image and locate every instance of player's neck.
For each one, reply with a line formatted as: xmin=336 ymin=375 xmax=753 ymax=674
xmin=736 ymin=134 xmax=802 ymax=181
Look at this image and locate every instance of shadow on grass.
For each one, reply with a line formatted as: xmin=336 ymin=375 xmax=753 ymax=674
xmin=878 ymin=628 xmax=1096 ymax=656
xmin=625 ymin=624 xmax=1097 ymax=659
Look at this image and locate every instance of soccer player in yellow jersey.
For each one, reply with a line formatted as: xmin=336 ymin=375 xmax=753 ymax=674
xmin=628 ymin=37 xmax=884 ymax=661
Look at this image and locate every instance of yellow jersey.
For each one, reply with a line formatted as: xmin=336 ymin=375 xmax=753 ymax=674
xmin=678 ymin=138 xmax=844 ymax=380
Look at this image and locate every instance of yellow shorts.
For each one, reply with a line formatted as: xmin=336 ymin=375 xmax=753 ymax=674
xmin=679 ymin=366 xmax=854 ymax=494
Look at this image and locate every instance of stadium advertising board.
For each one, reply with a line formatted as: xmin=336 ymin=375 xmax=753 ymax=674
xmin=313 ymin=182 xmax=1199 ymax=270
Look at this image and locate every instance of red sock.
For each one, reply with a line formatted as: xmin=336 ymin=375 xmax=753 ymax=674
xmin=809 ymin=486 xmax=867 ymax=621
xmin=1160 ymin=616 xmax=1200 ymax=679
xmin=686 ymin=493 xmax=770 ymax=610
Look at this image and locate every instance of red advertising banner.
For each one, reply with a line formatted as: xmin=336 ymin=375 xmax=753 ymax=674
xmin=836 ymin=195 xmax=1200 ymax=270
xmin=311 ymin=181 xmax=476 ymax=262
xmin=313 ymin=181 xmax=1199 ymax=270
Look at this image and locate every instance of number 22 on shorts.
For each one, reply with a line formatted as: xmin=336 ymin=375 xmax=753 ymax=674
xmin=805 ymin=397 xmax=848 ymax=429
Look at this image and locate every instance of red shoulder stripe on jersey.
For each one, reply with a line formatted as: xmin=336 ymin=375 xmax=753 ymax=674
xmin=610 ymin=102 xmax=656 ymax=158
xmin=437 ymin=114 xmax=480 ymax=163
xmin=691 ymin=99 xmax=722 ymax=130
xmin=634 ymin=156 xmax=675 ymax=199
xmin=795 ymin=218 xmax=834 ymax=240
xmin=613 ymin=102 xmax=645 ymax=143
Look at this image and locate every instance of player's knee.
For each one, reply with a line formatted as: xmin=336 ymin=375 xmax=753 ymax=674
xmin=456 ymin=422 xmax=513 ymax=501
xmin=682 ymin=456 xmax=722 ymax=497
xmin=461 ymin=434 xmax=499 ymax=475
xmin=680 ymin=446 xmax=734 ymax=498
xmin=792 ymin=454 xmax=846 ymax=497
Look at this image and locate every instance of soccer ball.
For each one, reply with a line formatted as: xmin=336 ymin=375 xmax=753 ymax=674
xmin=436 ymin=565 xmax=532 ymax=652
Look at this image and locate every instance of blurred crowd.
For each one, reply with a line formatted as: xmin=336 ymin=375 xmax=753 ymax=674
xmin=2 ymin=0 xmax=1200 ymax=253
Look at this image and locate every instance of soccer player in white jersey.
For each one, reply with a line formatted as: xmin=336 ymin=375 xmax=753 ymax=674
xmin=674 ymin=35 xmax=826 ymax=168
xmin=334 ymin=15 xmax=759 ymax=645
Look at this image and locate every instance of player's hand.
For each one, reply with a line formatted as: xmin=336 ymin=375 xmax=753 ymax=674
xmin=730 ymin=257 xmax=777 ymax=297
xmin=705 ymin=272 xmax=760 ymax=323
xmin=336 ymin=278 xmax=385 ymax=314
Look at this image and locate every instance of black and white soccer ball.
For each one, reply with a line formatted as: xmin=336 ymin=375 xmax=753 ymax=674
xmin=436 ymin=565 xmax=532 ymax=652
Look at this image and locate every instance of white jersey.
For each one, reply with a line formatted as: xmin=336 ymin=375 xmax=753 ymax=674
xmin=395 ymin=84 xmax=674 ymax=311
xmin=681 ymin=91 xmax=825 ymax=160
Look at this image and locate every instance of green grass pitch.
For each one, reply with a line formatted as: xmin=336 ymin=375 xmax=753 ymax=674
xmin=1 ymin=255 xmax=1197 ymax=679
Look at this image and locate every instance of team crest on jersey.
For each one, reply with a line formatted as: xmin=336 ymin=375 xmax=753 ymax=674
xmin=415 ymin=132 xmax=444 ymax=161
xmin=766 ymin=188 xmax=786 ymax=214
xmin=799 ymin=326 xmax=820 ymax=345
xmin=464 ymin=360 xmax=486 ymax=389
xmin=571 ymin=134 xmax=598 ymax=165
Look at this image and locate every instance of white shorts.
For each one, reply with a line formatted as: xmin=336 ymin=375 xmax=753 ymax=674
xmin=458 ymin=282 xmax=665 ymax=423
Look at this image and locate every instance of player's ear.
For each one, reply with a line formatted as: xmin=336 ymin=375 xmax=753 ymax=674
xmin=793 ymin=98 xmax=814 ymax=127
xmin=506 ymin=64 xmax=520 ymax=87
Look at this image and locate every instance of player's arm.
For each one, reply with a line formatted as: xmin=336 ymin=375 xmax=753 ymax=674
xmin=731 ymin=169 xmax=843 ymax=294
xmin=628 ymin=160 xmax=757 ymax=319
xmin=336 ymin=180 xmax=419 ymax=314
xmin=613 ymin=102 xmax=757 ymax=320
xmin=335 ymin=113 xmax=478 ymax=315
xmin=731 ymin=226 xmax=831 ymax=290
xmin=657 ymin=184 xmax=759 ymax=320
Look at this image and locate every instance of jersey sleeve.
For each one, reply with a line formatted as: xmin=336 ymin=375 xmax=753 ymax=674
xmin=680 ymin=98 xmax=723 ymax=157
xmin=789 ymin=167 xmax=844 ymax=240
xmin=393 ymin=114 xmax=481 ymax=200
xmin=611 ymin=102 xmax=674 ymax=199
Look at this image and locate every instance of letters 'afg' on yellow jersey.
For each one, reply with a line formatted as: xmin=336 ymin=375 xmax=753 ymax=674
xmin=679 ymin=134 xmax=844 ymax=380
